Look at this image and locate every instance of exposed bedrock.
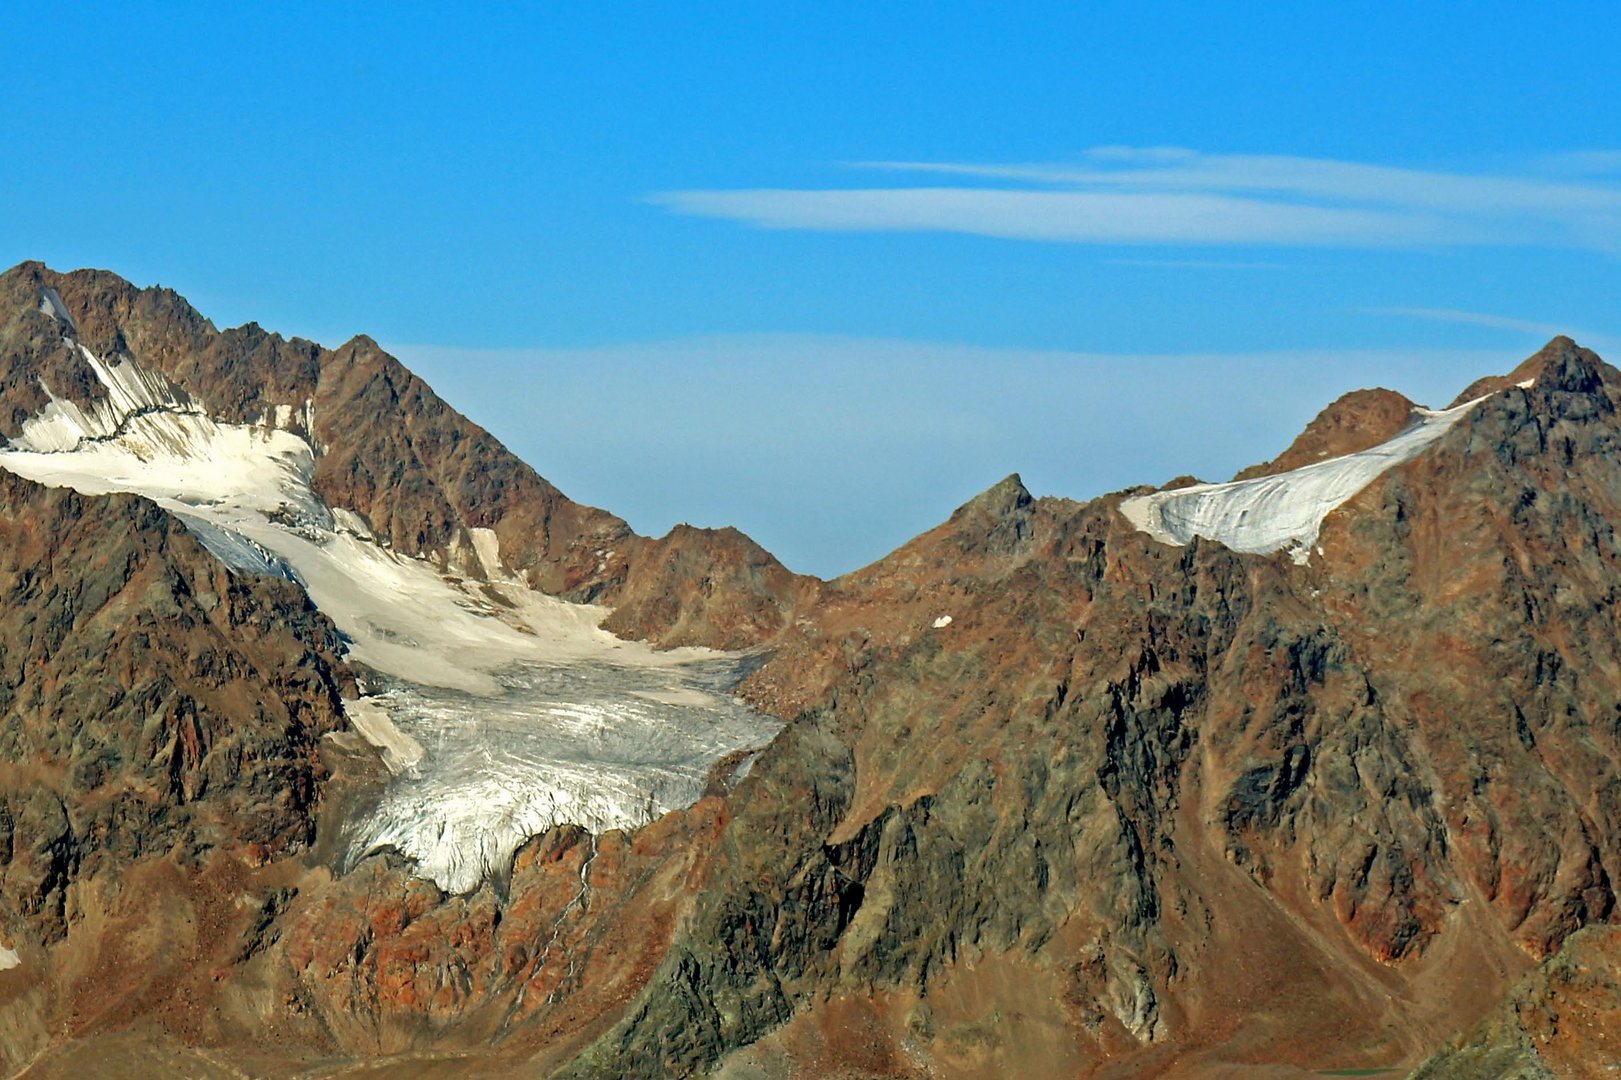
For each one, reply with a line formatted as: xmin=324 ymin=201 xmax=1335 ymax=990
xmin=562 ymin=340 xmax=1621 ymax=1077
xmin=1409 ymin=924 xmax=1621 ymax=1080
xmin=0 ymin=469 xmax=353 ymax=1073
xmin=0 ymin=261 xmax=815 ymax=649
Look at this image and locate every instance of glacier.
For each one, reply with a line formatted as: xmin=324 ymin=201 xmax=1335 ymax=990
xmin=0 ymin=333 xmax=779 ymax=894
xmin=1118 ymin=395 xmax=1488 ymax=563
xmin=350 ymin=659 xmax=771 ymax=893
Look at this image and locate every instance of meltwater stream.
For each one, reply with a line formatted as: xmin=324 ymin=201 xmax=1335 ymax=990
xmin=348 ymin=656 xmax=779 ymax=894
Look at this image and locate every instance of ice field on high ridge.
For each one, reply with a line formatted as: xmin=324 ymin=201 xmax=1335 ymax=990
xmin=1118 ymin=394 xmax=1495 ymax=563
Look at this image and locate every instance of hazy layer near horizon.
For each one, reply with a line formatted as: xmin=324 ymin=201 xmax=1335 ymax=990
xmin=391 ymin=339 xmax=1522 ymax=577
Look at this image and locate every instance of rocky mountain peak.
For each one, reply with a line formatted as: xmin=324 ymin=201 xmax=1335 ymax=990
xmin=1450 ymin=334 xmax=1609 ymax=405
xmin=0 ymin=261 xmax=812 ymax=648
xmin=344 ymin=332 xmax=381 ymax=350
xmin=1523 ymin=334 xmax=1608 ymax=394
xmin=4 ymin=268 xmax=1620 ymax=1079
xmin=1235 ymin=386 xmax=1417 ymax=480
xmin=951 ymin=471 xmax=1033 ymax=521
xmin=943 ymin=471 xmax=1037 ymax=559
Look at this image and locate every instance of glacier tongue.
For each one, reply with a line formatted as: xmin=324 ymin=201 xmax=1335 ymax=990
xmin=0 ymin=340 xmax=779 ymax=893
xmin=351 ymin=660 xmax=773 ymax=894
xmin=1118 ymin=395 xmax=1487 ymax=563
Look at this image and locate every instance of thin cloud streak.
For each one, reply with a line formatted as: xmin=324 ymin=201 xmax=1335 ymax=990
xmin=855 ymin=152 xmax=1621 ymax=213
xmin=653 ymin=188 xmax=1467 ymax=247
xmin=1538 ymin=150 xmax=1621 ymax=176
xmin=1105 ymin=257 xmax=1287 ymax=270
xmin=1375 ymin=306 xmax=1621 ymax=352
xmin=655 ymin=148 xmax=1621 ymax=250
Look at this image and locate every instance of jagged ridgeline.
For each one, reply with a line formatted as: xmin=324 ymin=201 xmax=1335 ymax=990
xmin=0 ymin=262 xmax=1617 ymax=1078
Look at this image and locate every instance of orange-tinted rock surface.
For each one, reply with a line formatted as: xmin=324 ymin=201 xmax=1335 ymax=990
xmin=1412 ymin=925 xmax=1621 ymax=1079
xmin=1234 ymin=386 xmax=1417 ymax=479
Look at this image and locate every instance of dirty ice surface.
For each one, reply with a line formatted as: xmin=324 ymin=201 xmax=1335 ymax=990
xmin=352 ymin=658 xmax=770 ymax=893
xmin=0 ymin=336 xmax=779 ymax=893
xmin=1118 ymin=395 xmax=1487 ymax=564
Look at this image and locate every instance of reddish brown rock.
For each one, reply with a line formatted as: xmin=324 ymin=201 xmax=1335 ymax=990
xmin=1411 ymin=925 xmax=1621 ymax=1079
xmin=574 ymin=342 xmax=1621 ymax=1078
xmin=1234 ymin=386 xmax=1417 ymax=479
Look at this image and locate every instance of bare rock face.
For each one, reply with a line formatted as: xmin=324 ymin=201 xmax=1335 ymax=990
xmin=0 ymin=470 xmax=351 ymax=910
xmin=0 ymin=470 xmax=352 ymax=1072
xmin=600 ymin=524 xmax=819 ymax=650
xmin=1448 ymin=334 xmax=1598 ymax=405
xmin=556 ymin=345 xmax=1621 ymax=1078
xmin=1234 ymin=386 xmax=1417 ymax=479
xmin=1410 ymin=925 xmax=1621 ymax=1080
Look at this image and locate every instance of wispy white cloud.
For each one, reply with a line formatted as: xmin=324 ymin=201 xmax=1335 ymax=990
xmin=1374 ymin=306 xmax=1621 ymax=351
xmin=653 ymin=187 xmax=1461 ymax=246
xmin=1536 ymin=150 xmax=1621 ymax=176
xmin=653 ymin=148 xmax=1621 ymax=250
xmin=1105 ymin=257 xmax=1286 ymax=270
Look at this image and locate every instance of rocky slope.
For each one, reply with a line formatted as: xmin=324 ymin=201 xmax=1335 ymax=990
xmin=1410 ymin=924 xmax=1621 ymax=1080
xmin=1 ymin=261 xmax=1618 ymax=1078
xmin=1234 ymin=386 xmax=1417 ymax=480
xmin=559 ymin=339 xmax=1621 ymax=1078
xmin=0 ymin=468 xmax=352 ymax=1072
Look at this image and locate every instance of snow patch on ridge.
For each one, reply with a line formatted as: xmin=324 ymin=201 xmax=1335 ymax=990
xmin=344 ymin=697 xmax=425 ymax=773
xmin=469 ymin=526 xmax=505 ymax=579
xmin=14 ymin=345 xmax=210 ymax=454
xmin=0 ymin=944 xmax=18 ymax=972
xmin=38 ymin=286 xmax=74 ymax=329
xmin=1119 ymin=395 xmax=1488 ymax=563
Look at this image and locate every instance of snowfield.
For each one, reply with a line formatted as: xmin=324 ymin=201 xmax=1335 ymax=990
xmin=0 ymin=339 xmax=778 ymax=893
xmin=1118 ymin=395 xmax=1488 ymax=563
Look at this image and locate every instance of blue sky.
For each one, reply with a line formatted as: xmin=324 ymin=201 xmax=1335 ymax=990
xmin=4 ymin=4 xmax=1619 ymax=574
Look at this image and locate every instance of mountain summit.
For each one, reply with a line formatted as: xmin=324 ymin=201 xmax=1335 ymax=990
xmin=0 ymin=261 xmax=814 ymax=646
xmin=0 ymin=263 xmax=1617 ymax=1078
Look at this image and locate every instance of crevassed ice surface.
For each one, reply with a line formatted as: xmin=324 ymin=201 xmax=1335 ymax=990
xmin=354 ymin=659 xmax=769 ymax=893
xmin=1118 ymin=396 xmax=1487 ymax=564
xmin=0 ymin=329 xmax=780 ymax=893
